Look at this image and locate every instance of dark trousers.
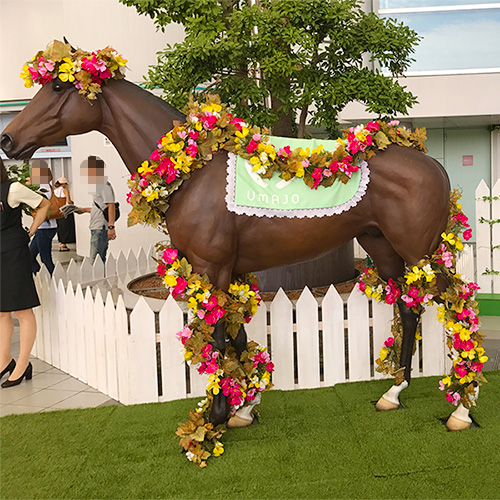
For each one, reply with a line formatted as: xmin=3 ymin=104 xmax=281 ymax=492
xmin=29 ymin=228 xmax=57 ymax=275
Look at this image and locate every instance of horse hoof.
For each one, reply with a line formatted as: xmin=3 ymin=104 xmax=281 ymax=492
xmin=227 ymin=415 xmax=253 ymax=428
xmin=446 ymin=415 xmax=471 ymax=432
xmin=375 ymin=396 xmax=399 ymax=411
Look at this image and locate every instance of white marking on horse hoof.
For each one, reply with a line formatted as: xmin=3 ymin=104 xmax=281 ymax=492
xmin=227 ymin=415 xmax=254 ymax=428
xmin=375 ymin=396 xmax=399 ymax=411
xmin=446 ymin=415 xmax=471 ymax=431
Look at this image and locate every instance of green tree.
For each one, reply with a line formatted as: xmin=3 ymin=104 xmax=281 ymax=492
xmin=120 ymin=0 xmax=420 ymax=137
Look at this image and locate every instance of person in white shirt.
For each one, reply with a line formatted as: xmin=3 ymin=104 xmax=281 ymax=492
xmin=0 ymin=158 xmax=50 ymax=387
xmin=28 ymin=160 xmax=57 ymax=275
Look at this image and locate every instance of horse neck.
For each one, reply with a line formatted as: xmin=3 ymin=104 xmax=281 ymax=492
xmin=98 ymin=79 xmax=184 ymax=173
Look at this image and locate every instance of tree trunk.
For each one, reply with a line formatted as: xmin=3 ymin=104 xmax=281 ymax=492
xmin=270 ymin=95 xmax=295 ymax=137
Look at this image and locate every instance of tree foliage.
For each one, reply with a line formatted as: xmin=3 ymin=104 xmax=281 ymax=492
xmin=120 ymin=0 xmax=420 ymax=137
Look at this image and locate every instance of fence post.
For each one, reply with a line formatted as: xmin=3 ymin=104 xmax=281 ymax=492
xmin=372 ymin=300 xmax=394 ymax=380
xmin=50 ymin=277 xmax=61 ymax=369
xmin=93 ymin=288 xmax=108 ymax=394
xmin=56 ymin=279 xmax=69 ymax=374
xmin=65 ymin=281 xmax=77 ymax=378
xmin=493 ymin=179 xmax=500 ymax=293
xmin=421 ymin=304 xmax=445 ymax=377
xmin=322 ymin=285 xmax=346 ymax=386
xmin=84 ymin=287 xmax=97 ymax=388
xmin=128 ymin=296 xmax=158 ymax=404
xmin=296 ymin=287 xmax=320 ymax=389
xmin=347 ymin=287 xmax=370 ymax=381
xmin=74 ymin=284 xmax=87 ymax=383
xmin=116 ymin=251 xmax=128 ymax=276
xmin=66 ymin=259 xmax=81 ymax=286
xmin=115 ymin=295 xmax=130 ymax=404
xmin=270 ymin=288 xmax=295 ymax=390
xmin=476 ymin=180 xmax=491 ymax=292
xmin=159 ymin=296 xmax=186 ymax=401
xmin=245 ymin=301 xmax=268 ymax=349
xmin=104 ymin=291 xmax=119 ymax=401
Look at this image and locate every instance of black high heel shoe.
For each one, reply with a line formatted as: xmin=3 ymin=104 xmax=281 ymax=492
xmin=0 ymin=359 xmax=16 ymax=379
xmin=1 ymin=362 xmax=33 ymax=388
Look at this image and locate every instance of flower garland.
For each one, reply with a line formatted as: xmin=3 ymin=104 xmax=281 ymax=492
xmin=20 ymin=40 xmax=127 ymax=100
xmin=155 ymin=245 xmax=274 ymax=467
xmin=358 ymin=191 xmax=487 ymax=408
xmin=127 ymin=95 xmax=428 ymax=229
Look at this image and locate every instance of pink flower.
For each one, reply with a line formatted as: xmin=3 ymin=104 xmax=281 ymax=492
xmin=471 ymin=362 xmax=483 ymax=373
xmin=189 ymin=130 xmax=199 ymax=140
xmin=463 ymin=229 xmax=472 ymax=241
xmin=446 ymin=392 xmax=461 ymax=405
xmin=177 ymin=130 xmax=187 ymax=139
xmin=365 ymin=121 xmax=380 ymax=132
xmin=139 ymin=178 xmax=148 ymax=188
xmin=246 ymin=140 xmax=259 ymax=154
xmin=172 ymin=276 xmax=188 ymax=298
xmin=454 ymin=364 xmax=468 ymax=378
xmin=126 ymin=192 xmax=132 ymax=204
xmin=175 ymin=326 xmax=192 ymax=344
xmin=202 ymin=294 xmax=218 ymax=311
xmin=162 ymin=248 xmax=178 ymax=264
xmin=197 ymin=310 xmax=206 ymax=319
xmin=157 ymin=263 xmax=166 ymax=276
xmin=186 ymin=141 xmax=198 ymax=158
xmin=266 ymin=362 xmax=274 ymax=372
xmin=384 ymin=337 xmax=394 ymax=347
xmin=150 ymin=150 xmax=161 ymax=161
xmin=302 ymin=159 xmax=310 ymax=169
xmin=439 ymin=381 xmax=446 ymax=391
xmin=277 ymin=146 xmax=292 ymax=158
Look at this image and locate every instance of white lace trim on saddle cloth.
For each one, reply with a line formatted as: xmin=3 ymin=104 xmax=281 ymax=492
xmin=225 ymin=153 xmax=370 ymax=219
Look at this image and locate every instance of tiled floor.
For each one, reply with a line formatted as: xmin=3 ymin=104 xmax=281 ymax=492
xmin=0 ymin=329 xmax=119 ymax=417
xmin=1 ymin=242 xmax=119 ymax=417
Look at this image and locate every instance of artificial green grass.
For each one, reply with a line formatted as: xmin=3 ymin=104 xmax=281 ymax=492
xmin=1 ymin=372 xmax=499 ymax=500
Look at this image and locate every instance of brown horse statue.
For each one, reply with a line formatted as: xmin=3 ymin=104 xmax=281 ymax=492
xmin=2 ymin=77 xmax=461 ymax=427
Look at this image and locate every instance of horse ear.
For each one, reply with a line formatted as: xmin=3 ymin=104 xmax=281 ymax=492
xmin=63 ymin=36 xmax=76 ymax=52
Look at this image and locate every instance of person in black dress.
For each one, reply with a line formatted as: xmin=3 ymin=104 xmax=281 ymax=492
xmin=0 ymin=159 xmax=50 ymax=387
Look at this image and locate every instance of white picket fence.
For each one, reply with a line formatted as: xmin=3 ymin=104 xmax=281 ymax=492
xmin=476 ymin=179 xmax=500 ymax=293
xmin=31 ymin=267 xmax=450 ymax=405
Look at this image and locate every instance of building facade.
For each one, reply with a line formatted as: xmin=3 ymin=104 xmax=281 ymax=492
xmin=1 ymin=0 xmax=499 ymax=254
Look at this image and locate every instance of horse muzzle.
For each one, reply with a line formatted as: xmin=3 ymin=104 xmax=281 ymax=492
xmin=0 ymin=133 xmax=37 ymax=159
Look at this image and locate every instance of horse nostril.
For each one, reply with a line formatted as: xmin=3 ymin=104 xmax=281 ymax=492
xmin=1 ymin=134 xmax=13 ymax=153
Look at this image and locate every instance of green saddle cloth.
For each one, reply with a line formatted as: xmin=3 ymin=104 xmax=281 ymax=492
xmin=225 ymin=136 xmax=370 ymax=218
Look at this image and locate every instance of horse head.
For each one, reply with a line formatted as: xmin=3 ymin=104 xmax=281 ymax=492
xmin=1 ymin=77 xmax=103 ymax=160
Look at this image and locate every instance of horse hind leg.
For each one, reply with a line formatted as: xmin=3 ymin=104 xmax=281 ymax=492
xmin=357 ymin=232 xmax=419 ymax=411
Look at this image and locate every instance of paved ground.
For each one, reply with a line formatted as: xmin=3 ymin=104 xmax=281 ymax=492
xmin=1 ymin=242 xmax=499 ymax=417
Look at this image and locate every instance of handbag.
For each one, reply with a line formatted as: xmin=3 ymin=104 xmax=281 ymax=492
xmin=47 ymin=186 xmax=66 ymax=219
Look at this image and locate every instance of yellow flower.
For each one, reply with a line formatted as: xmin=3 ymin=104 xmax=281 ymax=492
xmin=437 ymin=305 xmax=446 ymax=323
xmin=164 ymin=274 xmax=177 ymax=287
xmin=299 ymin=147 xmax=311 ymax=158
xmin=441 ymin=375 xmax=451 ymax=386
xmin=213 ymin=442 xmax=224 ymax=457
xmin=441 ymin=232 xmax=456 ymax=245
xmin=58 ymin=57 xmax=75 ymax=83
xmin=235 ymin=126 xmax=249 ymax=139
xmin=138 ymin=161 xmax=154 ymax=175
xmin=207 ymin=374 xmax=221 ymax=395
xmin=364 ymin=286 xmax=372 ymax=298
xmin=161 ymin=133 xmax=174 ymax=147
xmin=187 ymin=297 xmax=198 ymax=312
xmin=20 ymin=65 xmax=34 ymax=88
xmin=184 ymin=351 xmax=193 ymax=361
xmin=379 ymin=347 xmax=388 ymax=361
xmin=312 ymin=144 xmax=324 ymax=155
xmin=479 ymin=355 xmax=488 ymax=363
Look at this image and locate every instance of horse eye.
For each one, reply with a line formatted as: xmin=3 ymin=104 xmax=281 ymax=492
xmin=53 ymin=83 xmax=63 ymax=93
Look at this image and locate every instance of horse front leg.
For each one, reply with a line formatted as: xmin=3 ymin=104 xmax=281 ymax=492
xmin=209 ymin=321 xmax=230 ymax=426
xmin=376 ymin=303 xmax=419 ymax=410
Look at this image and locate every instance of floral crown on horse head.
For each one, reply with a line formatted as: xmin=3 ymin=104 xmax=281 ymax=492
xmin=20 ymin=39 xmax=127 ymax=100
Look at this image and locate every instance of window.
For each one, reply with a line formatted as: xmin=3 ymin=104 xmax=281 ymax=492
xmin=378 ymin=2 xmax=500 ymax=73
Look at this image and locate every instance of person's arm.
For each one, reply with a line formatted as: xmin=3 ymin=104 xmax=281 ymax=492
xmin=28 ymin=198 xmax=50 ymax=237
xmin=106 ymin=202 xmax=116 ymax=240
xmin=76 ymin=207 xmax=91 ymax=214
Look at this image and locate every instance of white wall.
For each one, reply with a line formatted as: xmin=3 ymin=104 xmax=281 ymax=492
xmin=339 ymin=73 xmax=500 ymax=124
xmin=0 ymin=0 xmax=184 ymax=99
xmin=70 ymin=131 xmax=167 ymax=258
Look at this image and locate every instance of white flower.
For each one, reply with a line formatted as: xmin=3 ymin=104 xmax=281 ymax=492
xmin=186 ymin=451 xmax=196 ymax=462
